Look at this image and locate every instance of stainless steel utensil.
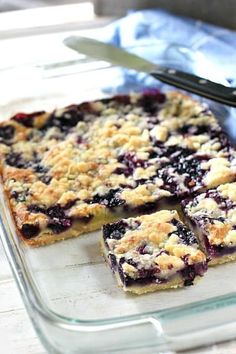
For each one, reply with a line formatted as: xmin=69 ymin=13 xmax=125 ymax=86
xmin=64 ymin=36 xmax=236 ymax=107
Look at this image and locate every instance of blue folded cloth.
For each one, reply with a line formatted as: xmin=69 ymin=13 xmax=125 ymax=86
xmin=97 ymin=9 xmax=236 ymax=93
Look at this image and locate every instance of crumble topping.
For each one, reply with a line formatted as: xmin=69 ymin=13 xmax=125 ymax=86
xmin=0 ymin=90 xmax=235 ymax=244
xmin=183 ymin=182 xmax=236 ymax=248
xmin=103 ymin=210 xmax=207 ymax=289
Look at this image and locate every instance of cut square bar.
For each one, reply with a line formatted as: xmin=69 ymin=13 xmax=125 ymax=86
xmin=183 ymin=182 xmax=236 ymax=265
xmin=102 ymin=210 xmax=207 ymax=294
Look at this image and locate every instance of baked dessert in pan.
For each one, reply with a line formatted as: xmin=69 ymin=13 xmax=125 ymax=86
xmin=1 ymin=89 xmax=236 ymax=293
xmin=1 ymin=90 xmax=235 ymax=247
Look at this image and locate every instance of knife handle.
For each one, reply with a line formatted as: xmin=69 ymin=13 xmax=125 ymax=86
xmin=151 ymin=68 xmax=236 ymax=107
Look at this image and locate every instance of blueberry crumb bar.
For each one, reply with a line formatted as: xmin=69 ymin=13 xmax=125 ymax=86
xmin=0 ymin=89 xmax=236 ymax=246
xmin=102 ymin=210 xmax=207 ymax=294
xmin=183 ymin=182 xmax=236 ymax=265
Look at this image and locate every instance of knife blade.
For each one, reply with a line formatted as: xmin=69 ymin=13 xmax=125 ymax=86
xmin=64 ymin=36 xmax=236 ymax=107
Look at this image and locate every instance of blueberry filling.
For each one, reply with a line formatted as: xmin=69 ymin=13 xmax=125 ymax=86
xmin=203 ymin=232 xmax=236 ymax=258
xmin=48 ymin=218 xmax=72 ymax=234
xmin=114 ymin=95 xmax=130 ymax=105
xmin=76 ymin=136 xmax=85 ymax=144
xmin=138 ymin=90 xmax=166 ymax=114
xmin=180 ymin=266 xmax=196 ymax=286
xmin=118 ymin=257 xmax=163 ymax=286
xmin=180 ymin=262 xmax=207 ymax=286
xmin=5 ymin=152 xmax=27 ymax=169
xmin=46 ymin=205 xmax=72 ymax=233
xmin=157 ymin=169 xmax=179 ymax=194
xmin=21 ymin=223 xmax=40 ymax=239
xmin=0 ymin=125 xmax=15 ymax=141
xmin=205 ymin=191 xmax=235 ymax=211
xmin=172 ymin=154 xmax=208 ymax=176
xmin=103 ymin=220 xmax=127 ymax=241
xmin=78 ymin=215 xmax=93 ymax=224
xmin=5 ymin=151 xmax=52 ymax=183
xmin=28 ymin=204 xmax=46 ymax=213
xmin=39 ymin=175 xmax=52 ymax=185
xmin=156 ymin=145 xmax=194 ymax=160
xmin=11 ymin=191 xmax=27 ymax=202
xmin=172 ymin=219 xmax=197 ymax=245
xmin=136 ymin=243 xmax=151 ymax=255
xmin=43 ymin=107 xmax=84 ymax=132
xmin=133 ymin=201 xmax=158 ymax=214
xmin=62 ymin=199 xmax=78 ymax=210
xmin=114 ymin=152 xmax=148 ymax=176
xmin=118 ymin=259 xmax=207 ymax=287
xmin=109 ymin=253 xmax=117 ymax=269
xmin=86 ymin=189 xmax=125 ymax=208
xmin=177 ymin=124 xmax=210 ymax=136
xmin=12 ymin=111 xmax=45 ymax=127
xmin=28 ymin=204 xmax=72 ymax=234
xmin=209 ymin=130 xmax=230 ymax=150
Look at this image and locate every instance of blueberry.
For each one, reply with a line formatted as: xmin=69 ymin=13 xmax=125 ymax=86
xmin=28 ymin=204 xmax=72 ymax=234
xmin=62 ymin=199 xmax=78 ymax=210
xmin=138 ymin=267 xmax=159 ymax=279
xmin=181 ymin=265 xmax=196 ymax=286
xmin=209 ymin=130 xmax=230 ymax=150
xmin=46 ymin=205 xmax=66 ymax=218
xmin=21 ymin=223 xmax=40 ymax=239
xmin=103 ymin=220 xmax=127 ymax=240
xmin=114 ymin=152 xmax=148 ymax=176
xmin=11 ymin=191 xmax=26 ymax=202
xmin=137 ymin=243 xmax=150 ymax=255
xmin=28 ymin=204 xmax=46 ymax=213
xmin=206 ymin=191 xmax=235 ymax=210
xmin=172 ymin=219 xmax=197 ymax=245
xmin=114 ymin=95 xmax=130 ymax=105
xmin=109 ymin=253 xmax=117 ymax=269
xmin=40 ymin=175 xmax=52 ymax=185
xmin=178 ymin=124 xmax=209 ymax=135
xmin=138 ymin=90 xmax=166 ymax=114
xmin=0 ymin=125 xmax=15 ymax=141
xmin=48 ymin=217 xmax=72 ymax=234
xmin=158 ymin=169 xmax=178 ymax=194
xmin=88 ymin=189 xmax=125 ymax=208
xmin=5 ymin=153 xmax=27 ymax=168
xmin=33 ymin=164 xmax=47 ymax=173
xmin=78 ymin=215 xmax=93 ymax=223
xmin=134 ymin=202 xmax=157 ymax=214
xmin=44 ymin=107 xmax=84 ymax=132
xmin=76 ymin=136 xmax=85 ymax=144
xmin=12 ymin=111 xmax=45 ymax=127
xmin=171 ymin=154 xmax=209 ymax=187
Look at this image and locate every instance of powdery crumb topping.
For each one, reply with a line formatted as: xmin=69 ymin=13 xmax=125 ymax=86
xmin=203 ymin=158 xmax=236 ymax=188
xmin=0 ymin=90 xmax=235 ymax=242
xmin=105 ymin=210 xmax=206 ymax=280
xmin=184 ymin=182 xmax=236 ymax=247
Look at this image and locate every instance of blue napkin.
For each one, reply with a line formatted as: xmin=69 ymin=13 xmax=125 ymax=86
xmin=97 ymin=9 xmax=236 ymax=93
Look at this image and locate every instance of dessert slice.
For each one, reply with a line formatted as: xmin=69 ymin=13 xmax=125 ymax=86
xmin=182 ymin=182 xmax=236 ymax=265
xmin=158 ymin=152 xmax=236 ymax=198
xmin=102 ymin=210 xmax=207 ymax=294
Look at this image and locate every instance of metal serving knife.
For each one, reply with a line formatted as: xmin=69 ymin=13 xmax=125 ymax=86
xmin=64 ymin=36 xmax=236 ymax=107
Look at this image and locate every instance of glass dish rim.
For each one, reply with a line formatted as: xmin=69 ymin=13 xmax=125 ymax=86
xmin=1 ymin=38 xmax=236 ymax=334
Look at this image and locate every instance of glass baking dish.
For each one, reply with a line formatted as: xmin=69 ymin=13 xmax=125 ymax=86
xmin=1 ymin=28 xmax=236 ymax=354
